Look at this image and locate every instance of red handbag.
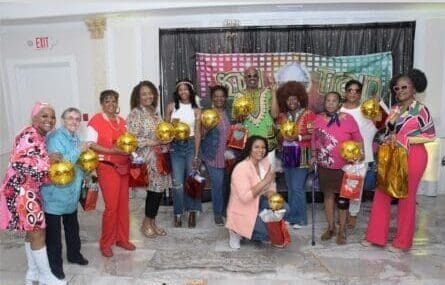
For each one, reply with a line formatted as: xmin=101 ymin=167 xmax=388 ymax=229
xmin=129 ymin=163 xmax=149 ymax=187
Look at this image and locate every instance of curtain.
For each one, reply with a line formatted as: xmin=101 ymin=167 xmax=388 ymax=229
xmin=159 ymin=21 xmax=415 ymax=113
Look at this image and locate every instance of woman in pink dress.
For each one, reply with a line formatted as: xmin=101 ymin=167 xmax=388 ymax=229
xmin=311 ymin=92 xmax=363 ymax=245
xmin=363 ymin=69 xmax=435 ymax=252
xmin=0 ymin=102 xmax=66 ymax=285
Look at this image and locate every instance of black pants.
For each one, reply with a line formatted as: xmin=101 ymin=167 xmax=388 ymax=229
xmin=45 ymin=211 xmax=82 ymax=277
xmin=145 ymin=191 xmax=163 ymax=218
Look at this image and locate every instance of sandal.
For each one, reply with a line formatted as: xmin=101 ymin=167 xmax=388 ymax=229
xmin=154 ymin=227 xmax=167 ymax=236
xmin=141 ymin=225 xmax=157 ymax=238
xmin=320 ymin=227 xmax=336 ymax=241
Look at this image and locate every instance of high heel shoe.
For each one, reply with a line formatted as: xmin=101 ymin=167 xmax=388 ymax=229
xmin=141 ymin=225 xmax=157 ymax=238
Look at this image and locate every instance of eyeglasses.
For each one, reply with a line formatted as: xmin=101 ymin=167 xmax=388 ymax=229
xmin=393 ymin=85 xmax=409 ymax=92
xmin=347 ymin=88 xmax=361 ymax=93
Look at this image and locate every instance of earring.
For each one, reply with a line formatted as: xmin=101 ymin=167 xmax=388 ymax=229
xmin=115 ymin=107 xmax=120 ymax=114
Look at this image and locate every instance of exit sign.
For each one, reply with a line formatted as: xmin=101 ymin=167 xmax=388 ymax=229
xmin=35 ymin=37 xmax=49 ymax=49
xmin=26 ymin=36 xmax=56 ymax=50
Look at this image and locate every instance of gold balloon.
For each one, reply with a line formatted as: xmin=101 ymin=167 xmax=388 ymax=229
xmin=268 ymin=193 xmax=285 ymax=211
xmin=173 ymin=122 xmax=191 ymax=140
xmin=201 ymin=109 xmax=220 ymax=129
xmin=280 ymin=120 xmax=299 ymax=140
xmin=233 ymin=95 xmax=254 ymax=117
xmin=155 ymin=121 xmax=175 ymax=143
xmin=340 ymin=140 xmax=362 ymax=162
xmin=117 ymin=132 xmax=138 ymax=153
xmin=77 ymin=149 xmax=99 ymax=172
xmin=49 ymin=160 xmax=75 ymax=185
xmin=361 ymin=98 xmax=381 ymax=120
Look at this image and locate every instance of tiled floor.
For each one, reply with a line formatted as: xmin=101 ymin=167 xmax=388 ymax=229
xmin=1 ymin=191 xmax=444 ymax=285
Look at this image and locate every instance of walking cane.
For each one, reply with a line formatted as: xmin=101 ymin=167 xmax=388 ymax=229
xmin=311 ymin=163 xmax=317 ymax=246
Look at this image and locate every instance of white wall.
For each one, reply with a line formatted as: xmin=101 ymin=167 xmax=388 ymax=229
xmin=0 ymin=21 xmax=96 ymax=155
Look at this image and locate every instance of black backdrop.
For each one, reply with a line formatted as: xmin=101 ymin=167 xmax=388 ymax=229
xmin=159 ymin=21 xmax=415 ymax=113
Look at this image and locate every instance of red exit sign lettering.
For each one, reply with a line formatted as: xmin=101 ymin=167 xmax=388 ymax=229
xmin=35 ymin=37 xmax=49 ymax=49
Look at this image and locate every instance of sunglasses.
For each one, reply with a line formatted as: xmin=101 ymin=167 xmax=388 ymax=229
xmin=393 ymin=85 xmax=409 ymax=92
xmin=246 ymin=73 xmax=259 ymax=78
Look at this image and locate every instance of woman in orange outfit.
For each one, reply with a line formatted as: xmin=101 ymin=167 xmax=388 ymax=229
xmin=87 ymin=90 xmax=135 ymax=257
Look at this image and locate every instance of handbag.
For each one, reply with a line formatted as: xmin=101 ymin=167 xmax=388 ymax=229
xmin=129 ymin=163 xmax=149 ymax=187
xmin=227 ymin=124 xmax=248 ymax=150
xmin=79 ymin=174 xmax=99 ymax=211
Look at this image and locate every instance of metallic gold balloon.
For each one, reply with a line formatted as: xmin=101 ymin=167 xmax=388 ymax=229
xmin=77 ymin=149 xmax=99 ymax=172
xmin=173 ymin=122 xmax=191 ymax=140
xmin=268 ymin=193 xmax=285 ymax=211
xmin=233 ymin=95 xmax=254 ymax=117
xmin=49 ymin=160 xmax=75 ymax=185
xmin=201 ymin=109 xmax=220 ymax=129
xmin=280 ymin=120 xmax=299 ymax=140
xmin=361 ymin=98 xmax=381 ymax=120
xmin=117 ymin=132 xmax=138 ymax=153
xmin=155 ymin=121 xmax=175 ymax=143
xmin=340 ymin=140 xmax=362 ymax=162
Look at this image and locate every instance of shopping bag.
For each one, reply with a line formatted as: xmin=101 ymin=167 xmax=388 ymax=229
xmin=156 ymin=151 xmax=172 ymax=176
xmin=184 ymin=171 xmax=206 ymax=199
xmin=384 ymin=146 xmax=408 ymax=199
xmin=129 ymin=163 xmax=149 ymax=187
xmin=376 ymin=144 xmax=392 ymax=190
xmin=281 ymin=141 xmax=301 ymax=168
xmin=340 ymin=172 xmax=364 ymax=200
xmin=79 ymin=174 xmax=99 ymax=211
xmin=227 ymin=124 xmax=248 ymax=150
xmin=266 ymin=220 xmax=291 ymax=247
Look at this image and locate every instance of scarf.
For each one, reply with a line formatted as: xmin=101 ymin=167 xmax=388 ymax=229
xmin=326 ymin=111 xmax=340 ymax=127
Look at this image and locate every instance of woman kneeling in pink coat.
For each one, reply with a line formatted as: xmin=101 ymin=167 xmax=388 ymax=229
xmin=225 ymin=135 xmax=288 ymax=249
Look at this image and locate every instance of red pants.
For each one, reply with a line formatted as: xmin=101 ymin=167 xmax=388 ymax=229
xmin=365 ymin=144 xmax=427 ymax=250
xmin=97 ymin=164 xmax=130 ymax=249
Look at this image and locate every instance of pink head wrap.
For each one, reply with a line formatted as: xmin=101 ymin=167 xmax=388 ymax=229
xmin=31 ymin=102 xmax=53 ymax=119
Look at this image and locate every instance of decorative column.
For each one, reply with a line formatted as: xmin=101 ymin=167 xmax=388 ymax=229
xmin=85 ymin=16 xmax=107 ymax=103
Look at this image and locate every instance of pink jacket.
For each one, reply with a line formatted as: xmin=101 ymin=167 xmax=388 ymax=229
xmin=225 ymin=158 xmax=275 ymax=239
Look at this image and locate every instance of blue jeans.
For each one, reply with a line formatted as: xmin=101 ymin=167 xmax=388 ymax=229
xmin=252 ymin=196 xmax=290 ymax=241
xmin=206 ymin=166 xmax=226 ymax=218
xmin=170 ymin=139 xmax=202 ymax=215
xmin=284 ymin=167 xmax=308 ymax=225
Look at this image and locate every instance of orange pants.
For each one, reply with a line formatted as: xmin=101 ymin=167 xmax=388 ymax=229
xmin=97 ymin=163 xmax=130 ymax=250
xmin=365 ymin=144 xmax=427 ymax=250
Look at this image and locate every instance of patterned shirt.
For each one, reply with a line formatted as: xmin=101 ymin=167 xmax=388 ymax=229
xmin=312 ymin=112 xmax=363 ymax=169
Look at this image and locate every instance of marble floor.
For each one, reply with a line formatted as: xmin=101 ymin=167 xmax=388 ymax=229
xmin=1 ymin=191 xmax=444 ymax=285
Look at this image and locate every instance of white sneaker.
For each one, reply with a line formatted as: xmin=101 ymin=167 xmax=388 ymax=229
xmin=229 ymin=230 xmax=241 ymax=249
xmin=292 ymin=224 xmax=303 ymax=229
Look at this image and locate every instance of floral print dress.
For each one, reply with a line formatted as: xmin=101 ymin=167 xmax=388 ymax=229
xmin=0 ymin=126 xmax=50 ymax=231
xmin=127 ymin=107 xmax=171 ymax=193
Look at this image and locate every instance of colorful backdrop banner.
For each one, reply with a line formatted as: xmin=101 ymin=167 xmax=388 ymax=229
xmin=196 ymin=52 xmax=393 ymax=112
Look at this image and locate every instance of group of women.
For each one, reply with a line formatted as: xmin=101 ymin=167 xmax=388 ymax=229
xmin=0 ymin=68 xmax=436 ymax=284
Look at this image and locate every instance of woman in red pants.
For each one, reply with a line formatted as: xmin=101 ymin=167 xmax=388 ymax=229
xmin=363 ymin=69 xmax=435 ymax=252
xmin=87 ymin=90 xmax=135 ymax=257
